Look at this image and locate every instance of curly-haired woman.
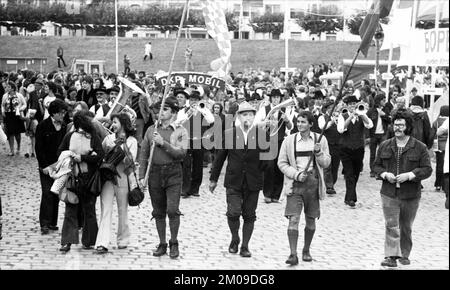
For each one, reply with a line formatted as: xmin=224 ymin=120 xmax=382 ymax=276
xmin=95 ymin=112 xmax=138 ymax=254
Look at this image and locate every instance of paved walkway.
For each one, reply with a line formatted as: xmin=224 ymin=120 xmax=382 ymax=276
xmin=0 ymin=138 xmax=448 ymax=270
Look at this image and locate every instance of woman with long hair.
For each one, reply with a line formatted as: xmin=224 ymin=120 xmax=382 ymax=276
xmin=95 ymin=112 xmax=138 ymax=254
xmin=57 ymin=112 xmax=104 ymax=253
xmin=1 ymin=81 xmax=26 ymax=156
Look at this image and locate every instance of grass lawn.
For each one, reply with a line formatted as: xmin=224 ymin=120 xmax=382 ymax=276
xmin=0 ymin=36 xmax=400 ymax=74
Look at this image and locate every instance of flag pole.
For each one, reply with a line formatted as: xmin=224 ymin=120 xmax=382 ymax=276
xmin=284 ymin=0 xmax=289 ymax=86
xmin=143 ymin=0 xmax=190 ymax=186
xmin=301 ymin=48 xmax=361 ymax=174
xmin=115 ymin=0 xmax=119 ymax=75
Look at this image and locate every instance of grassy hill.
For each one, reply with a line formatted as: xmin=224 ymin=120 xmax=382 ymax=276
xmin=0 ymin=36 xmax=400 ymax=74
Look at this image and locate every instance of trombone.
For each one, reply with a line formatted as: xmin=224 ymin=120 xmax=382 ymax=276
xmin=264 ymin=97 xmax=299 ymax=137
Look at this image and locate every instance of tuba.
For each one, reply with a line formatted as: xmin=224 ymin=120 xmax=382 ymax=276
xmin=264 ymin=97 xmax=299 ymax=137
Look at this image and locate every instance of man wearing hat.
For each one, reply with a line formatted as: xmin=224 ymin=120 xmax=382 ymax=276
xmin=262 ymin=88 xmax=293 ymax=203
xmin=337 ymin=94 xmax=373 ymax=208
xmin=174 ymin=88 xmax=191 ymax=125
xmin=90 ymin=87 xmax=111 ymax=119
xmin=180 ymin=89 xmax=214 ymax=198
xmin=209 ymin=101 xmax=269 ymax=258
xmin=318 ymin=99 xmax=341 ymax=195
xmin=139 ymin=96 xmax=188 ymax=259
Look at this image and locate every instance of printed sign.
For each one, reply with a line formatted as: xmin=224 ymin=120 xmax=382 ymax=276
xmin=156 ymin=72 xmax=226 ymax=90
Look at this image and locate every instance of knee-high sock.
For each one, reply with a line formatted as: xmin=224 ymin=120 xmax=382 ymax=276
xmin=155 ymin=218 xmax=166 ymax=244
xmin=242 ymin=221 xmax=254 ymax=248
xmin=287 ymin=229 xmax=299 ymax=255
xmin=169 ymin=216 xmax=180 ymax=243
xmin=228 ymin=218 xmax=240 ymax=241
xmin=303 ymin=228 xmax=315 ymax=253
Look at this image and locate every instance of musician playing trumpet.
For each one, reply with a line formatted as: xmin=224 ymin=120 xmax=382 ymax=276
xmin=178 ymin=90 xmax=214 ymax=198
xmin=337 ymin=95 xmax=373 ymax=208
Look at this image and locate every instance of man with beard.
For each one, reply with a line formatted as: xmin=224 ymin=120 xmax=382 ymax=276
xmin=374 ymin=110 xmax=432 ymax=267
xmin=209 ymin=101 xmax=269 ymax=258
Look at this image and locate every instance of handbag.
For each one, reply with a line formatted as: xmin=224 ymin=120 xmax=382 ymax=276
xmin=66 ymin=163 xmax=90 ymax=196
xmin=87 ymin=167 xmax=103 ymax=197
xmin=59 ymin=188 xmax=79 ymax=204
xmin=122 ymin=140 xmax=144 ymax=207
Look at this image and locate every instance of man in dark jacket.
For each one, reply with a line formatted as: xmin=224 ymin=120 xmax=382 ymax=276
xmin=209 ymin=101 xmax=270 ymax=258
xmin=367 ymin=94 xmax=391 ymax=177
xmin=409 ymin=96 xmax=433 ymax=149
xmin=35 ymin=99 xmax=68 ymax=235
xmin=374 ymin=110 xmax=432 ymax=268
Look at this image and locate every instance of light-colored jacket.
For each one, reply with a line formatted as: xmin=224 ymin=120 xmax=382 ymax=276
xmin=277 ymin=132 xmax=331 ymax=200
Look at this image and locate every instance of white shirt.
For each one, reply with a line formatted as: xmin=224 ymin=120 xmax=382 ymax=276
xmin=437 ymin=118 xmax=449 ymax=173
xmin=375 ymin=109 xmax=384 ymax=134
xmin=90 ymin=104 xmax=107 ymax=120
xmin=145 ymin=43 xmax=152 ymax=55
xmin=337 ymin=114 xmax=373 ymax=133
xmin=43 ymin=95 xmax=56 ymax=119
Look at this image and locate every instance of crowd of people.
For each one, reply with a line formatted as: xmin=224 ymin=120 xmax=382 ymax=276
xmin=0 ymin=61 xmax=448 ymax=267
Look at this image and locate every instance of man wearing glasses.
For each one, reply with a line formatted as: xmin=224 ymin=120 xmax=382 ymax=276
xmin=374 ymin=110 xmax=432 ymax=268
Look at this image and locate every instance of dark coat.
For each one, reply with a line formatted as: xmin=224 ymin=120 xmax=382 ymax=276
xmin=367 ymin=106 xmax=390 ymax=137
xmin=373 ymin=136 xmax=432 ymax=200
xmin=210 ymin=126 xmax=270 ymax=191
xmin=35 ymin=117 xmax=67 ymax=168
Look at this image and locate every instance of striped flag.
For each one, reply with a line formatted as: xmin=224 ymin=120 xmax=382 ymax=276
xmin=359 ymin=0 xmax=394 ymax=57
xmin=199 ymin=0 xmax=232 ymax=78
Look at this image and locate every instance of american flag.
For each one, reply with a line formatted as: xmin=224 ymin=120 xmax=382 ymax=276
xmin=199 ymin=0 xmax=232 ymax=78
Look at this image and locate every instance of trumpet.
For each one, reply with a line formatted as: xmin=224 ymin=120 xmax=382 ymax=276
xmin=173 ymin=101 xmax=207 ymax=127
xmin=354 ymin=101 xmax=368 ymax=115
xmin=264 ymin=97 xmax=299 ymax=137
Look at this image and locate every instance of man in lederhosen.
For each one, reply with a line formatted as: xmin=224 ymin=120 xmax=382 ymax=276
xmin=209 ymin=101 xmax=270 ymax=258
xmin=139 ymin=96 xmax=188 ymax=259
xmin=278 ymin=110 xmax=331 ymax=265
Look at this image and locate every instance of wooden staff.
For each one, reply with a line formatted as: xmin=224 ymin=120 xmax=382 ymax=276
xmin=142 ymin=0 xmax=190 ymax=186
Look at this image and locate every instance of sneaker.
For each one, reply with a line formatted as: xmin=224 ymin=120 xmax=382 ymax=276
xmin=169 ymin=240 xmax=179 ymax=259
xmin=285 ymin=254 xmax=299 ymax=265
xmin=398 ymin=257 xmax=410 ymax=265
xmin=381 ymin=257 xmax=397 ymax=267
xmin=153 ymin=243 xmax=167 ymax=257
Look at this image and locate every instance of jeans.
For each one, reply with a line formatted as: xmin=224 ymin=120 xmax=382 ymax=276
xmin=435 ymin=151 xmax=445 ymax=188
xmin=370 ymin=134 xmax=386 ymax=174
xmin=95 ymin=180 xmax=130 ymax=249
xmin=381 ymin=194 xmax=420 ymax=258
xmin=340 ymin=146 xmax=365 ymax=202
xmin=39 ymin=171 xmax=60 ymax=228
xmin=324 ymin=144 xmax=340 ymax=190
xmin=148 ymin=163 xmax=183 ymax=219
xmin=61 ymin=193 xmax=98 ymax=246
xmin=57 ymin=56 xmax=66 ymax=67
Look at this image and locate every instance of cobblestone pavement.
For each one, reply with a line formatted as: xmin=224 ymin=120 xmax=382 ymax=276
xmin=0 ymin=138 xmax=448 ymax=270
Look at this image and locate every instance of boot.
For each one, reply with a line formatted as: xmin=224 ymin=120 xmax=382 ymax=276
xmin=169 ymin=240 xmax=179 ymax=259
xmin=153 ymin=243 xmax=167 ymax=257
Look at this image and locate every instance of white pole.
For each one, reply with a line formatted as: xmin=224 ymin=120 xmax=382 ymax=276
xmin=239 ymin=1 xmax=243 ymax=40
xmin=284 ymin=0 xmax=289 ymax=82
xmin=407 ymin=0 xmax=418 ymax=78
xmin=429 ymin=0 xmax=440 ymax=112
xmin=115 ymin=0 xmax=119 ymax=75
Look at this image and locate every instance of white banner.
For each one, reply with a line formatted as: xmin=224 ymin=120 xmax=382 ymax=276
xmin=398 ymin=28 xmax=449 ymax=67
